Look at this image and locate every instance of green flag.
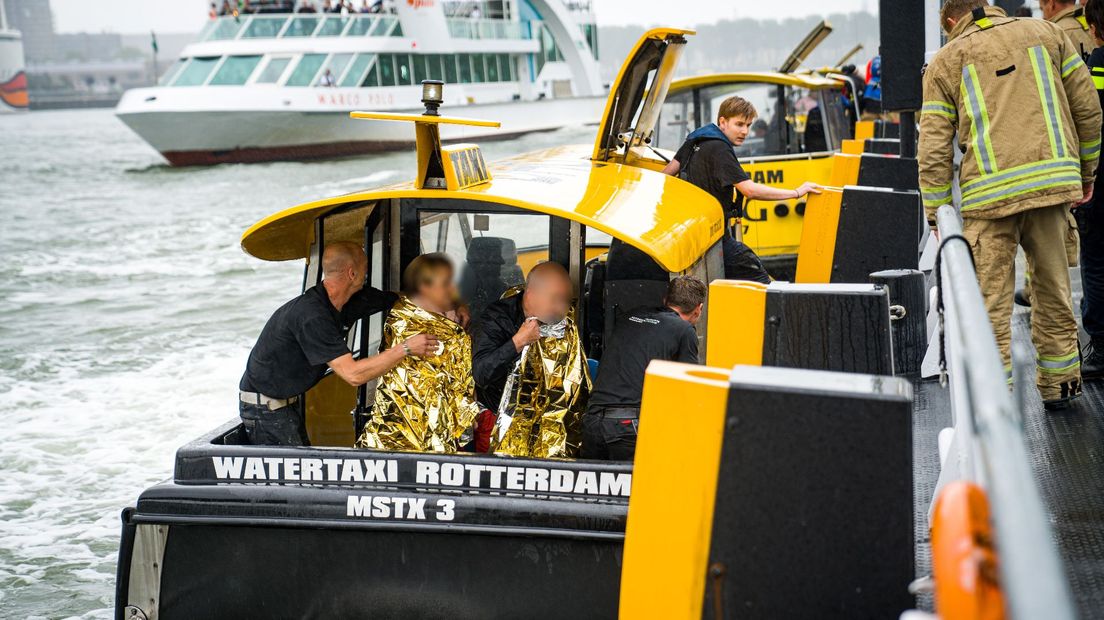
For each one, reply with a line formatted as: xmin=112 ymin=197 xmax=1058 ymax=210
xmin=150 ymin=31 xmax=158 ymax=54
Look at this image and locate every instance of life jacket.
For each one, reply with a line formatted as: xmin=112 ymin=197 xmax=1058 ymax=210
xmin=678 ymin=123 xmax=744 ymax=218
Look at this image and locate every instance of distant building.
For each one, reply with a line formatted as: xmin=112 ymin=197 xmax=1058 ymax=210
xmin=6 ymin=0 xmax=54 ymax=64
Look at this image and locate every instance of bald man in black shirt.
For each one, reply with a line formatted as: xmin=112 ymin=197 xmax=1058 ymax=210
xmin=581 ymin=276 xmax=707 ymax=461
xmin=239 ymin=242 xmax=439 ymax=446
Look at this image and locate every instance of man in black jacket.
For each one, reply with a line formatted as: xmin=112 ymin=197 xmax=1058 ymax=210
xmin=580 ymin=276 xmax=706 ymax=461
xmin=470 ymin=261 xmax=573 ymax=410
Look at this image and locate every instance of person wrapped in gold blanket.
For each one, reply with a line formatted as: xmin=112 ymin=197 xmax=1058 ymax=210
xmin=471 ymin=262 xmax=590 ymax=458
xmin=356 ymin=254 xmax=480 ymax=452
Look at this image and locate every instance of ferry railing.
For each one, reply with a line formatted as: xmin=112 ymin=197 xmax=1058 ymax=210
xmin=445 ymin=17 xmax=523 ymax=40
xmin=200 ymin=14 xmax=402 ymax=42
xmin=934 ymin=204 xmax=1076 ymax=620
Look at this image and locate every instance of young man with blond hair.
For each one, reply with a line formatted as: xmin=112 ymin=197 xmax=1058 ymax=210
xmin=662 ymin=96 xmax=822 ymax=282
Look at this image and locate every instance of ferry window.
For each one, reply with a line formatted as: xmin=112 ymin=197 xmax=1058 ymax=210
xmin=391 ymin=21 xmax=404 ymax=37
xmin=419 ymin=211 xmax=551 ymax=321
xmin=458 ymin=54 xmax=472 ymax=83
xmin=255 ymin=57 xmax=292 ymax=84
xmin=348 ymin=15 xmax=374 ymax=36
xmin=471 ymin=54 xmax=486 ymax=82
xmin=158 ymin=59 xmax=186 ymax=86
xmin=285 ymin=16 xmax=321 ymax=37
xmin=172 ymin=56 xmax=220 ymax=87
xmin=362 ymin=61 xmax=380 ymax=87
xmin=316 ymin=16 xmax=347 ymax=37
xmin=486 ymin=54 xmax=500 ymax=82
xmin=205 ymin=18 xmax=243 ymax=41
xmin=498 ymin=54 xmax=512 ymax=81
xmin=413 ymin=55 xmax=428 ymax=84
xmin=242 ymin=15 xmax=286 ymax=38
xmin=209 ymin=55 xmax=263 ymax=86
xmin=342 ymin=53 xmax=374 ymax=87
xmin=378 ymin=54 xmax=396 ymax=86
xmin=444 ymin=55 xmax=458 ymax=85
xmin=314 ymin=53 xmax=353 ymax=86
xmin=427 ymin=55 xmax=444 ymax=82
xmin=285 ymin=53 xmax=327 ymax=86
xmin=396 ymin=55 xmax=413 ymax=85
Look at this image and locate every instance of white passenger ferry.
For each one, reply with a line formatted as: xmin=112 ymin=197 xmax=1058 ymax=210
xmin=114 ymin=0 xmax=604 ymax=166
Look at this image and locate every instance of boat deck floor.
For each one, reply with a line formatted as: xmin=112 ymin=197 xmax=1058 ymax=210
xmin=912 ymin=268 xmax=1104 ymax=618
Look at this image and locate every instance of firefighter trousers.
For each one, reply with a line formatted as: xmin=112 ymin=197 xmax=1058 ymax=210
xmin=961 ymin=204 xmax=1081 ymax=398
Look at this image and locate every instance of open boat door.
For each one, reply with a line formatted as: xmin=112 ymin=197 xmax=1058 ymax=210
xmin=592 ymin=28 xmax=695 ymax=164
xmin=778 ymin=20 xmax=834 ymax=73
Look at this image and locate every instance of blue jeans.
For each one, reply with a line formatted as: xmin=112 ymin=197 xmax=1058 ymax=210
xmin=1076 ymin=201 xmax=1104 ymax=340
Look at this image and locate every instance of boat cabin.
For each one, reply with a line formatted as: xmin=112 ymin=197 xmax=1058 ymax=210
xmin=116 ymin=29 xmax=727 ymax=620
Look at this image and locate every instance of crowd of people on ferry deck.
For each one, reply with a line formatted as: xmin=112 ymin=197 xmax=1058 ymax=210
xmin=238 ymin=238 xmax=706 ymax=462
xmin=210 ymin=0 xmax=392 ymax=18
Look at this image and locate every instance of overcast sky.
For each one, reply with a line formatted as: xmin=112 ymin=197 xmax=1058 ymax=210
xmin=49 ymin=0 xmax=875 ymax=34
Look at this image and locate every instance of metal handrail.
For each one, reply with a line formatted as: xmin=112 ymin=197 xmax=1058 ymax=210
xmin=935 ymin=204 xmax=1075 ymax=620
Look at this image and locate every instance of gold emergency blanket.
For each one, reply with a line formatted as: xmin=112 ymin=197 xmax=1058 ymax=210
xmin=356 ymin=296 xmax=480 ymax=453
xmin=491 ymin=307 xmax=590 ymax=459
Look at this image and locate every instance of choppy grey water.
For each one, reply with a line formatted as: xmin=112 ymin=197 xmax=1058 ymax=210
xmin=0 ymin=109 xmax=594 ymax=619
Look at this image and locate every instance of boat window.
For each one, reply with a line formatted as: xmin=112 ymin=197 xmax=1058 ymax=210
xmin=458 ymin=53 xmax=472 ymax=84
xmin=443 ymin=55 xmax=458 ymax=85
xmin=419 ymin=211 xmax=551 ymax=321
xmin=285 ymin=16 xmax=321 ymax=37
xmin=316 ymin=16 xmax=348 ymax=37
xmin=818 ymin=87 xmax=852 ymax=151
xmin=342 ymin=54 xmax=374 ymax=88
xmin=347 ymin=15 xmax=375 ymax=36
xmin=653 ymin=90 xmax=695 ymax=150
xmin=498 ymin=54 xmax=513 ymax=81
xmin=313 ymin=53 xmax=353 ymax=86
xmin=413 ymin=55 xmax=428 ymax=84
xmin=427 ymin=55 xmax=444 ymax=82
xmin=390 ymin=20 xmax=404 ymax=37
xmin=691 ymin=83 xmax=803 ymax=158
xmin=396 ymin=55 xmax=413 ymax=86
xmin=255 ymin=56 xmax=292 ymax=84
xmin=209 ymin=55 xmax=263 ymax=86
xmin=362 ymin=61 xmax=380 ymax=88
xmin=158 ymin=59 xmax=186 ymax=86
xmin=378 ymin=54 xmax=397 ymax=86
xmin=242 ymin=15 xmax=287 ymax=38
xmin=486 ymin=54 xmax=500 ymax=82
xmin=285 ymin=53 xmax=327 ymax=86
xmin=171 ymin=56 xmax=220 ymax=87
xmin=471 ymin=54 xmax=485 ymax=83
xmin=204 ymin=17 xmax=244 ymax=41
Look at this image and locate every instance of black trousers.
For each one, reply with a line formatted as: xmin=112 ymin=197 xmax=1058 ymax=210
xmin=239 ymin=401 xmax=310 ymax=446
xmin=1077 ymin=202 xmax=1104 ymax=340
xmin=723 ymin=235 xmax=771 ymax=283
xmin=581 ymin=407 xmax=639 ymax=461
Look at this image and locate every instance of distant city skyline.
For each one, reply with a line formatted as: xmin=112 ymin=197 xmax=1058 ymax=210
xmin=46 ymin=0 xmax=875 ymax=35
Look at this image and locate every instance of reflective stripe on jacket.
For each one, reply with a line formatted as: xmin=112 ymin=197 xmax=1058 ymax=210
xmin=918 ymin=6 xmax=1101 ymax=220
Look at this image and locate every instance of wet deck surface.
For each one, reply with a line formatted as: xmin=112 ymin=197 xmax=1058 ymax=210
xmin=911 ymin=266 xmax=1104 ymax=618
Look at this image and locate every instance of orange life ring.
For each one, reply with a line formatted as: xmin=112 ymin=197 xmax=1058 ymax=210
xmin=930 ymin=481 xmax=1006 ymax=620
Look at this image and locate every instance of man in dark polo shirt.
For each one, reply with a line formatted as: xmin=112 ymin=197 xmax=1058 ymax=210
xmin=581 ymin=276 xmax=706 ymax=461
xmin=239 ymin=241 xmax=439 ymax=446
xmin=662 ymin=95 xmax=822 ymax=283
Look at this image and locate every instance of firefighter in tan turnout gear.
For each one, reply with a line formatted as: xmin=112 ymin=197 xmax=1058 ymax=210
xmin=1045 ymin=0 xmax=1097 ymax=61
xmin=919 ymin=1 xmax=1102 ymax=409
